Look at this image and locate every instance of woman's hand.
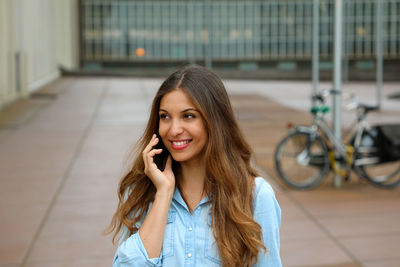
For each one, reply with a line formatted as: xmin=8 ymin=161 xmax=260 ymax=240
xmin=140 ymin=134 xmax=175 ymax=258
xmin=143 ymin=134 xmax=175 ymax=194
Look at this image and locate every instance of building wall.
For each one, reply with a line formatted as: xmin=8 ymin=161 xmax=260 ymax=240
xmin=0 ymin=0 xmax=79 ymax=110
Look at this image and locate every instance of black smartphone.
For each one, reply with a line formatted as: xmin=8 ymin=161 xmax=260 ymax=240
xmin=153 ymin=134 xmax=170 ymax=171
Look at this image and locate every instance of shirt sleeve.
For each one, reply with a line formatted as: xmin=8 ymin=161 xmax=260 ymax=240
xmin=252 ymin=178 xmax=282 ymax=267
xmin=113 ymin=232 xmax=162 ymax=267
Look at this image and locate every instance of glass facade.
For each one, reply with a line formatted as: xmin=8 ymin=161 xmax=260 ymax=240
xmin=80 ymin=0 xmax=400 ymax=63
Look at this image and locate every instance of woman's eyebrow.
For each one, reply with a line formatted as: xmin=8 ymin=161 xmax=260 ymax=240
xmin=159 ymin=108 xmax=199 ymax=113
xmin=181 ymin=108 xmax=199 ymax=113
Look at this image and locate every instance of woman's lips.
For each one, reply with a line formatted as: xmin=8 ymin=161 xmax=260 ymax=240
xmin=170 ymin=139 xmax=191 ymax=150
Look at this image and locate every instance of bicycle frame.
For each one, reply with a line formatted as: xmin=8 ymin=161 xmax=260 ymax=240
xmin=298 ymin=111 xmax=381 ymax=169
xmin=297 ymin=113 xmax=348 ymax=158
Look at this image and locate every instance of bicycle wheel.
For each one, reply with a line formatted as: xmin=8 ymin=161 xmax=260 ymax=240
xmin=274 ymin=130 xmax=330 ymax=189
xmin=354 ymin=129 xmax=400 ymax=188
xmin=356 ymin=154 xmax=400 ymax=188
xmin=361 ymin=161 xmax=400 ymax=188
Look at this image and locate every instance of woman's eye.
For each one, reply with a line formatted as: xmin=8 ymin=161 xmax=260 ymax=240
xmin=184 ymin=113 xmax=195 ymax=119
xmin=159 ymin=113 xmax=169 ymax=119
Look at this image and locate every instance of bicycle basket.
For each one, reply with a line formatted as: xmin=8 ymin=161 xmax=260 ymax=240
xmin=378 ymin=124 xmax=400 ymax=160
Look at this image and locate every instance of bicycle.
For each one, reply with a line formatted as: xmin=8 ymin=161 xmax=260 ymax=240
xmin=274 ymin=89 xmax=400 ymax=189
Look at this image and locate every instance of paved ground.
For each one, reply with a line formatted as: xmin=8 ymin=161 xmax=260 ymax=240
xmin=0 ymin=76 xmax=399 ymax=267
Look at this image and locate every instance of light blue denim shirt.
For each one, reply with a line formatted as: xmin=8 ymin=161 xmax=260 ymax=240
xmin=113 ymin=177 xmax=282 ymax=267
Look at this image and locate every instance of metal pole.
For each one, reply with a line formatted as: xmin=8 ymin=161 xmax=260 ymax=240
xmin=376 ymin=0 xmax=383 ymax=109
xmin=333 ymin=0 xmax=343 ymax=188
xmin=342 ymin=2 xmax=349 ymax=82
xmin=312 ymin=0 xmax=319 ymax=106
xmin=204 ymin=0 xmax=212 ymax=69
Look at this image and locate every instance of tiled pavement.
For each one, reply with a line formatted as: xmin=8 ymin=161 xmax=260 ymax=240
xmin=0 ymin=77 xmax=399 ymax=267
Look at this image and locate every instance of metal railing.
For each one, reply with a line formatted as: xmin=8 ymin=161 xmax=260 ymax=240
xmin=80 ymin=0 xmax=400 ymax=63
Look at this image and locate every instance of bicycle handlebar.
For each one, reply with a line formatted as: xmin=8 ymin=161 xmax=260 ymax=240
xmin=311 ymin=89 xmax=332 ymax=103
xmin=311 ymin=89 xmax=379 ymax=119
xmin=312 ymin=94 xmax=325 ymax=103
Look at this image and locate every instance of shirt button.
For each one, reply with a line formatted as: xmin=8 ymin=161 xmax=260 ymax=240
xmin=188 ymin=253 xmax=192 ymax=258
xmin=189 ymin=227 xmax=193 ymax=231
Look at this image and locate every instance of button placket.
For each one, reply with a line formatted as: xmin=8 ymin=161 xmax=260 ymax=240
xmin=185 ymin=212 xmax=195 ymax=263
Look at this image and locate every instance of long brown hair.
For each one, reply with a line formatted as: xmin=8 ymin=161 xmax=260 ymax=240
xmin=106 ymin=65 xmax=266 ymax=266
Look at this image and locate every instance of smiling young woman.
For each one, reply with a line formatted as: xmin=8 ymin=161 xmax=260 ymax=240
xmin=158 ymin=89 xmax=208 ymax=165
xmin=106 ymin=65 xmax=282 ymax=267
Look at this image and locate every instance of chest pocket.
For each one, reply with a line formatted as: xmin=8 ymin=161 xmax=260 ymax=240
xmin=162 ymin=211 xmax=176 ymax=258
xmin=205 ymin=213 xmax=222 ymax=265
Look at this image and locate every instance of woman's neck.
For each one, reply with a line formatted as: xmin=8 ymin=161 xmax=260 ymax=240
xmin=178 ymin=159 xmax=207 ymax=213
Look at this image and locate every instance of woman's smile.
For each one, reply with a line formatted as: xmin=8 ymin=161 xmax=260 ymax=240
xmin=170 ymin=139 xmax=192 ymax=150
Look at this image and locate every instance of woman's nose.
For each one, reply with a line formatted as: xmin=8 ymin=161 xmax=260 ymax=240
xmin=169 ymin=119 xmax=184 ymax=136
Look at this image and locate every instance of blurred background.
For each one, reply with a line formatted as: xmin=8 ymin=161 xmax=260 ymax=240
xmin=1 ymin=0 xmax=400 ymax=106
xmin=1 ymin=0 xmax=400 ymax=266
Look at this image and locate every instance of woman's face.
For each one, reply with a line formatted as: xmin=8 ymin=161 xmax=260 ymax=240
xmin=158 ymin=89 xmax=208 ymax=164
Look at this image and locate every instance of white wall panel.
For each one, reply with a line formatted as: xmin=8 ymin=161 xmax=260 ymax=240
xmin=0 ymin=0 xmax=78 ymax=110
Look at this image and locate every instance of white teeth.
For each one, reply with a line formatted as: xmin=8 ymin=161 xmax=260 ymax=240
xmin=172 ymin=140 xmax=189 ymax=146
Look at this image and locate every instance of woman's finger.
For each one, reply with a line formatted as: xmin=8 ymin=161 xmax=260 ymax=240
xmin=143 ymin=135 xmax=158 ymax=171
xmin=143 ymin=135 xmax=164 ymax=178
xmin=143 ymin=135 xmax=159 ymax=163
xmin=147 ymin=148 xmax=163 ymax=159
xmin=143 ymin=134 xmax=158 ymax=153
